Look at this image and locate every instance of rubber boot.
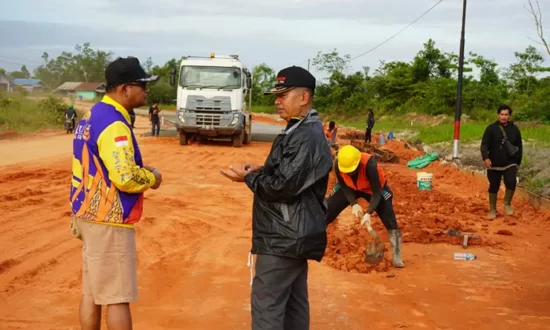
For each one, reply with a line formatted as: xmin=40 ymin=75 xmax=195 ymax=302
xmin=388 ymin=229 xmax=405 ymax=268
xmin=504 ymin=189 xmax=515 ymax=216
xmin=488 ymin=193 xmax=497 ymax=220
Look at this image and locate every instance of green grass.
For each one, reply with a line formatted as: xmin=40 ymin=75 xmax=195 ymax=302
xmin=416 ymin=122 xmax=484 ymax=144
xmin=0 ymin=94 xmax=67 ymax=132
xmin=332 ymin=117 xmax=411 ymax=134
xmin=327 ymin=114 xmax=550 ymax=145
xmin=251 ymin=105 xmax=277 ymax=114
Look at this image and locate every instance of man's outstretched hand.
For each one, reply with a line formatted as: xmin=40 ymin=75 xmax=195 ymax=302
xmin=220 ymin=165 xmax=248 ymax=182
xmin=244 ymin=163 xmax=263 ymax=173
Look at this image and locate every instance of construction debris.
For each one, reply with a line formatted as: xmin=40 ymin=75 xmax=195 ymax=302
xmin=349 ymin=139 xmax=400 ymax=164
xmin=340 ymin=131 xmax=366 ymax=140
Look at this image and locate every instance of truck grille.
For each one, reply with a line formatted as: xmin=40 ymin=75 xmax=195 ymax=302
xmin=196 ymin=113 xmax=221 ymax=127
xmin=196 ymin=105 xmax=222 ymax=111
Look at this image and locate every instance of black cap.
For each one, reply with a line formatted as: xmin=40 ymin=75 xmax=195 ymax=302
xmin=105 ymin=57 xmax=159 ymax=86
xmin=264 ymin=66 xmax=316 ymax=95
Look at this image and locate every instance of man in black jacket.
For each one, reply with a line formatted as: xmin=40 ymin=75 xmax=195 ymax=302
xmin=220 ymin=66 xmax=333 ymax=330
xmin=480 ymin=104 xmax=523 ymax=219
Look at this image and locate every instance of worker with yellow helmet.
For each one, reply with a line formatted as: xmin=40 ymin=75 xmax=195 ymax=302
xmin=326 ymin=145 xmax=404 ymax=268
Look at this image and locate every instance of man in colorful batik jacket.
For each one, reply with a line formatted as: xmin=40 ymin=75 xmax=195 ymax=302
xmin=69 ymin=56 xmax=161 ymax=330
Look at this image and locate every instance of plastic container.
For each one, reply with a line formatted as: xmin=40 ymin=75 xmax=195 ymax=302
xmin=416 ymin=172 xmax=433 ymax=191
xmin=379 ymin=134 xmax=386 ymax=145
xmin=453 ymin=252 xmax=477 ymax=260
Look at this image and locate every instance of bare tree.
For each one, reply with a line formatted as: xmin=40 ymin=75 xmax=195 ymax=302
xmin=526 ymin=0 xmax=550 ymax=56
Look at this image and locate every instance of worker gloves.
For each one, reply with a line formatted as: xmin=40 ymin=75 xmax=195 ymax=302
xmin=352 ymin=204 xmax=364 ymax=219
xmin=361 ymin=213 xmax=371 ymax=227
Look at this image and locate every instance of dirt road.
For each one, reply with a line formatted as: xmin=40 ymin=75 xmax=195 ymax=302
xmin=1 ymin=115 xmax=550 ymax=329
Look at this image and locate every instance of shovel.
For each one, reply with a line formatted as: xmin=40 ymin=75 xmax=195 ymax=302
xmin=362 ymin=215 xmax=385 ymax=264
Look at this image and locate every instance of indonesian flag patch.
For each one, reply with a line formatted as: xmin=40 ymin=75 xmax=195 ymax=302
xmin=115 ymin=135 xmax=129 ymax=147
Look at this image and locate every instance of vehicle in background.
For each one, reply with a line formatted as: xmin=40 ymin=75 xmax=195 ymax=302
xmin=169 ymin=53 xmax=253 ymax=147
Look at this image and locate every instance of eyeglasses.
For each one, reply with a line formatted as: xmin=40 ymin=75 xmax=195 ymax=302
xmin=125 ymin=82 xmax=147 ymax=89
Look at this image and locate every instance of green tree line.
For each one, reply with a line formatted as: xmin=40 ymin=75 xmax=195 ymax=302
xmin=295 ymin=40 xmax=550 ymax=122
xmin=1 ymin=41 xmax=548 ymax=121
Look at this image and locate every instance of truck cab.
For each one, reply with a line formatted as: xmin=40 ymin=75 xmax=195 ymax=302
xmin=169 ymin=53 xmax=252 ymax=147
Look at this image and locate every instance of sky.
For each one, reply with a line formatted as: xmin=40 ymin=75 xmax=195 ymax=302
xmin=0 ymin=0 xmax=547 ymax=81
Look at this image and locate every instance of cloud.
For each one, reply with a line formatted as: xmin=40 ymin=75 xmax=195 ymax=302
xmin=0 ymin=0 xmax=546 ymax=76
xmin=0 ymin=20 xmax=326 ymax=74
xmin=91 ymin=0 xmax=528 ymax=26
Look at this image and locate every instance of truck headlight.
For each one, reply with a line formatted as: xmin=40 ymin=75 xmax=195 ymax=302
xmin=178 ymin=112 xmax=185 ymax=123
xmin=230 ymin=113 xmax=239 ymax=125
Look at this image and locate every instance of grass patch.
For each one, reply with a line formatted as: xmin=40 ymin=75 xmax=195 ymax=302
xmin=0 ymin=93 xmax=68 ymax=132
xmin=327 ymin=114 xmax=550 ymax=145
xmin=416 ymin=122 xmax=485 ymax=144
xmin=335 ymin=118 xmax=411 ymax=133
xmin=158 ymin=103 xmax=176 ymax=111
xmin=251 ymin=105 xmax=277 ymax=114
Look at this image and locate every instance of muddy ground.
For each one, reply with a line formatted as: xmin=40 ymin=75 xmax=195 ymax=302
xmin=1 ymin=114 xmax=550 ymax=329
xmin=425 ymin=141 xmax=550 ymax=198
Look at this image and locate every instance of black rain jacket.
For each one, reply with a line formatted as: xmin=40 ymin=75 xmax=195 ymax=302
xmin=244 ymin=109 xmax=333 ymax=262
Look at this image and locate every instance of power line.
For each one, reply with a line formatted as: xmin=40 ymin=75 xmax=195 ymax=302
xmin=349 ymin=0 xmax=444 ymax=61
xmin=0 ymin=55 xmax=44 ymax=65
xmin=291 ymin=0 xmax=444 ymax=69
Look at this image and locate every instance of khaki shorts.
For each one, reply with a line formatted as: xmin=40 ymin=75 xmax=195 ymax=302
xmin=76 ymin=218 xmax=138 ymax=305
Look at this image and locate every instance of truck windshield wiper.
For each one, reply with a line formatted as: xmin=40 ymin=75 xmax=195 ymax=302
xmin=216 ymin=85 xmax=238 ymax=90
xmin=181 ymin=84 xmax=238 ymax=90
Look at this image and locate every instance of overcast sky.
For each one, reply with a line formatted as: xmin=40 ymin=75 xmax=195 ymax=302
xmin=0 ymin=0 xmax=547 ymax=80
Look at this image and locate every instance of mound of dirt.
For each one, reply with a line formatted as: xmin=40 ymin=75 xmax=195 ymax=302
xmin=251 ymin=113 xmax=286 ymax=126
xmin=379 ymin=140 xmax=425 ymax=163
xmin=323 ymin=167 xmax=501 ymax=273
xmin=0 ymin=130 xmax=19 ymax=140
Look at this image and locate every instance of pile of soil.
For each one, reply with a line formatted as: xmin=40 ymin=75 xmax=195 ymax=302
xmin=379 ymin=140 xmax=425 ymax=163
xmin=0 ymin=130 xmax=19 ymax=140
xmin=251 ymin=114 xmax=286 ymax=126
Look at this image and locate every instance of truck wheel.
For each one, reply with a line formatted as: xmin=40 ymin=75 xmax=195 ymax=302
xmin=179 ymin=131 xmax=188 ymax=145
xmin=233 ymin=130 xmax=244 ymax=147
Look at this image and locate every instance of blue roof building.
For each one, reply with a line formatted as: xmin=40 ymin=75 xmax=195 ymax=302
xmin=11 ymin=78 xmax=44 ymax=92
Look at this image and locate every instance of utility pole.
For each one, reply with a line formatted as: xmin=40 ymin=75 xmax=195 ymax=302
xmin=452 ymin=0 xmax=467 ymax=159
xmin=307 ymin=59 xmax=310 ymax=71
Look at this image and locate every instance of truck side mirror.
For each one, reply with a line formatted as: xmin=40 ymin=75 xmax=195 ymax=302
xmin=169 ymin=68 xmax=176 ymax=86
xmin=246 ymin=77 xmax=252 ymax=89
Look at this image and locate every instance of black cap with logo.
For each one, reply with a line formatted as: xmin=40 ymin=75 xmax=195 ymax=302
xmin=105 ymin=57 xmax=159 ymax=86
xmin=264 ymin=66 xmax=316 ymax=95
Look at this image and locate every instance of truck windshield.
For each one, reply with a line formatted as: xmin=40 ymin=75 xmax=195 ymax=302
xmin=179 ymin=66 xmax=242 ymax=89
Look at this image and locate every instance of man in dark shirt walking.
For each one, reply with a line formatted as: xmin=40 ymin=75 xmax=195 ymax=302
xmin=480 ymin=104 xmax=523 ymax=219
xmin=149 ymin=102 xmax=160 ymax=136
xmin=365 ymin=109 xmax=375 ymax=143
xmin=65 ymin=104 xmax=77 ymax=132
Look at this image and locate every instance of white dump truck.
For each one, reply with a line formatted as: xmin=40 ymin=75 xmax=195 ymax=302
xmin=169 ymin=53 xmax=253 ymax=147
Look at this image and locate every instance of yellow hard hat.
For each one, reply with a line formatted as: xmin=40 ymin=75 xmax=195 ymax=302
xmin=337 ymin=145 xmax=362 ymax=173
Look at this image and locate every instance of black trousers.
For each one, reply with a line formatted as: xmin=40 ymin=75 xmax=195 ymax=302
xmin=487 ymin=166 xmax=517 ymax=193
xmin=325 ymin=183 xmax=398 ymax=230
xmin=151 ymin=119 xmax=160 ymax=136
xmin=365 ymin=126 xmax=373 ymax=143
xmin=251 ymin=254 xmax=309 ymax=330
